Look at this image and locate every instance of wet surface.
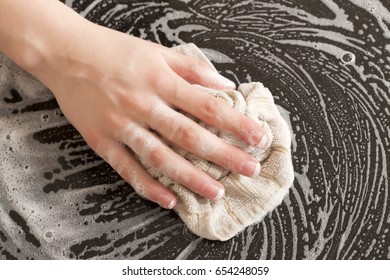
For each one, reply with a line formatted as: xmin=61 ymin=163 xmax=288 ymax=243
xmin=0 ymin=0 xmax=389 ymax=259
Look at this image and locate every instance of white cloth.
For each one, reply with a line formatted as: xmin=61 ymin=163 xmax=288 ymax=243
xmin=142 ymin=44 xmax=294 ymax=241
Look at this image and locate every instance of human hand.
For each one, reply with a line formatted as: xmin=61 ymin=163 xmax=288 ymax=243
xmin=5 ymin=1 xmax=268 ymax=209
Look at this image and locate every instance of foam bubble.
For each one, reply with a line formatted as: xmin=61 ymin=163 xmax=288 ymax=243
xmin=341 ymin=52 xmax=356 ymax=64
xmin=44 ymin=231 xmax=54 ymax=239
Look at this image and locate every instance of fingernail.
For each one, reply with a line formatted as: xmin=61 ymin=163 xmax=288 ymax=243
xmin=241 ymin=160 xmax=261 ymax=177
xmin=158 ymin=194 xmax=176 ymax=209
xmin=212 ymin=185 xmax=225 ymax=202
xmin=257 ymin=134 xmax=268 ymax=149
xmin=220 ymin=76 xmax=236 ymax=89
xmin=212 ymin=72 xmax=236 ymax=89
xmin=251 ymin=130 xmax=268 ymax=149
xmin=167 ymin=200 xmax=175 ymax=209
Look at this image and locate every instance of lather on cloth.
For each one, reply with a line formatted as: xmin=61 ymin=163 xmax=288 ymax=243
xmin=140 ymin=44 xmax=294 ymax=241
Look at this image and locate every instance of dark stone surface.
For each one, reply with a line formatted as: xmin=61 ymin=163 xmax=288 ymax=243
xmin=0 ymin=0 xmax=389 ymax=259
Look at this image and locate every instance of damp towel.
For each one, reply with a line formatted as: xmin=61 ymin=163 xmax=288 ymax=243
xmin=140 ymin=44 xmax=294 ymax=241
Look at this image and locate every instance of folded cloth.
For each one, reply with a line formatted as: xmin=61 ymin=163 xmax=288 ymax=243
xmin=140 ymin=43 xmax=294 ymax=241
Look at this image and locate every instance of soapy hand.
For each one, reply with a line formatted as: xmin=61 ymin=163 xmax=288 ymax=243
xmin=0 ymin=0 xmax=268 ymax=209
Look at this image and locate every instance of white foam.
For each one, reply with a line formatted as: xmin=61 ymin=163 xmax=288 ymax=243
xmin=349 ymin=0 xmax=390 ymax=38
xmin=200 ymin=48 xmax=235 ymax=64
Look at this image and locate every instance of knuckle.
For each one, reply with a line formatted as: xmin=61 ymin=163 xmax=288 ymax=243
xmin=102 ymin=110 xmax=124 ymax=132
xmin=116 ymin=164 xmax=126 ymax=178
xmin=239 ymin=116 xmax=254 ymax=136
xmin=176 ymin=125 xmax=199 ymax=147
xmin=84 ymin=132 xmax=109 ymax=160
xmin=222 ymin=149 xmax=235 ymax=169
xmin=132 ymin=132 xmax=144 ymax=147
xmin=180 ymin=166 xmax=203 ymax=186
xmin=123 ymin=125 xmax=144 ymax=147
xmin=184 ymin=173 xmax=206 ymax=194
xmin=116 ymin=159 xmax=135 ymax=180
xmin=150 ymin=72 xmax=177 ymax=95
xmin=84 ymin=131 xmax=101 ymax=152
xmin=128 ymin=174 xmax=150 ymax=199
xmin=148 ymin=147 xmax=167 ymax=168
xmin=184 ymin=170 xmax=210 ymax=194
xmin=196 ymin=180 xmax=211 ymax=195
xmin=201 ymin=97 xmax=219 ymax=118
xmin=133 ymin=183 xmax=149 ymax=200
xmin=149 ymin=72 xmax=164 ymax=89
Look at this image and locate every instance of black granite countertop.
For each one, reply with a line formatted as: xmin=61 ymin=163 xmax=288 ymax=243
xmin=0 ymin=0 xmax=389 ymax=259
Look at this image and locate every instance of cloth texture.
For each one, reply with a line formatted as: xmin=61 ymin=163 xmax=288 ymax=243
xmin=141 ymin=44 xmax=294 ymax=241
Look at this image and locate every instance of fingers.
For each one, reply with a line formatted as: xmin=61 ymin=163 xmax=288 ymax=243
xmin=162 ymin=79 xmax=269 ymax=149
xmin=118 ymin=122 xmax=226 ymax=202
xmin=93 ymin=137 xmax=177 ymax=209
xmin=160 ymin=46 xmax=268 ymax=148
xmin=162 ymin=48 xmax=236 ymax=90
xmin=148 ymin=103 xmax=261 ymax=177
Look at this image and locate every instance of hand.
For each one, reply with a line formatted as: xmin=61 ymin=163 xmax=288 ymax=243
xmin=1 ymin=1 xmax=268 ymax=209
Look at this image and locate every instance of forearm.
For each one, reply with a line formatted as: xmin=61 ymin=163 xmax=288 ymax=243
xmin=0 ymin=0 xmax=94 ymax=80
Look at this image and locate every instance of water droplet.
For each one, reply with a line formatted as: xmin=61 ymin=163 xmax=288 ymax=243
xmin=341 ymin=52 xmax=355 ymax=64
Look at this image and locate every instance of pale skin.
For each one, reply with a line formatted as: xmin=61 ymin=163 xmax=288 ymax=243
xmin=0 ymin=0 xmax=268 ymax=209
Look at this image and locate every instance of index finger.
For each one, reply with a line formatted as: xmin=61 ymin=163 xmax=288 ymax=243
xmin=163 ymin=79 xmax=269 ymax=148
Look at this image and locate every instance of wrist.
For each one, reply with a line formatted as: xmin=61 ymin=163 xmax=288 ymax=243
xmin=0 ymin=0 xmax=94 ymax=81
